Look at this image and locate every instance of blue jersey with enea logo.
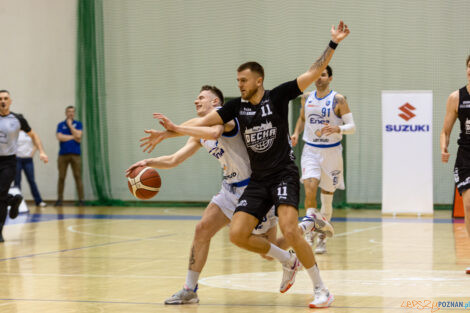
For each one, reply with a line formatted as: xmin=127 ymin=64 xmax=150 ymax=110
xmin=302 ymin=90 xmax=343 ymax=146
xmin=56 ymin=120 xmax=82 ymax=155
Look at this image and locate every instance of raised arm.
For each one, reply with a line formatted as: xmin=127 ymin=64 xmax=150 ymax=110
xmin=291 ymin=93 xmax=308 ymax=147
xmin=440 ymin=91 xmax=459 ymax=163
xmin=297 ymin=21 xmax=350 ymax=92
xmin=126 ymin=137 xmax=201 ymax=176
xmin=27 ymin=130 xmax=48 ymax=163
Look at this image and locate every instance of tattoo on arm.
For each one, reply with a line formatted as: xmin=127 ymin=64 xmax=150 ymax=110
xmin=334 ymin=94 xmax=346 ymax=115
xmin=309 ymin=46 xmax=334 ymax=73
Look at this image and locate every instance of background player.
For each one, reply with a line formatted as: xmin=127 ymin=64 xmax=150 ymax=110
xmin=291 ymin=65 xmax=356 ymax=254
xmin=440 ymin=55 xmax=470 ymax=275
xmin=155 ymin=21 xmax=350 ymax=308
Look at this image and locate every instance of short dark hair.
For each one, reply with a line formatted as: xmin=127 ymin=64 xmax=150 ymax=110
xmin=326 ymin=65 xmax=333 ymax=77
xmin=0 ymin=90 xmax=10 ymax=94
xmin=200 ymin=85 xmax=224 ymax=105
xmin=467 ymin=55 xmax=470 ymax=66
xmin=237 ymin=61 xmax=265 ymax=79
xmin=66 ymin=105 xmax=75 ymax=111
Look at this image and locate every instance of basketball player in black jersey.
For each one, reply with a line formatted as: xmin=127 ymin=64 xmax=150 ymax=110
xmin=440 ymin=55 xmax=470 ymax=275
xmin=156 ymin=21 xmax=350 ymax=307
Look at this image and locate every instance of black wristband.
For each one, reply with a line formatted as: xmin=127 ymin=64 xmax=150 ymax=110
xmin=329 ymin=40 xmax=338 ymax=50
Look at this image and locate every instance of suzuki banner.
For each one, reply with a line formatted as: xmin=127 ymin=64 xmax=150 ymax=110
xmin=382 ymin=91 xmax=433 ymax=215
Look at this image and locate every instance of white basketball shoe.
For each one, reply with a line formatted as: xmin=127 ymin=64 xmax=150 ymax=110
xmin=280 ymin=250 xmax=301 ymax=293
xmin=309 ymin=287 xmax=334 ymax=308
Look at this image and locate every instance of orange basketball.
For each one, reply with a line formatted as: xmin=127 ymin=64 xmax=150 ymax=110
xmin=127 ymin=166 xmax=161 ymax=200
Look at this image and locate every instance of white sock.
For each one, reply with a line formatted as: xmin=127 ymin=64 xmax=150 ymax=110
xmin=299 ymin=219 xmax=314 ymax=233
xmin=305 ymin=264 xmax=325 ymax=290
xmin=306 ymin=207 xmax=317 ymax=216
xmin=185 ymin=270 xmax=200 ymax=291
xmin=266 ymin=243 xmax=291 ymax=263
xmin=320 ymin=193 xmax=334 ymax=221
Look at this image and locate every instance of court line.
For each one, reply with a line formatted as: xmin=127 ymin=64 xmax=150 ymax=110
xmin=66 ymin=220 xmax=139 ymax=239
xmin=0 ymin=298 xmax=422 ymax=310
xmin=0 ymin=233 xmax=176 ymax=262
xmin=0 ymin=272 xmax=185 ymax=279
xmin=334 ymin=224 xmax=385 ymax=237
xmin=5 ymin=213 xmax=463 ymax=225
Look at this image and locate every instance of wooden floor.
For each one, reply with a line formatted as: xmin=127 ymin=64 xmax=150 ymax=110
xmin=0 ymin=206 xmax=469 ymax=312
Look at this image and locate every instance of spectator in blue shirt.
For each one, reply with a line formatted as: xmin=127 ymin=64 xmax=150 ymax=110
xmin=55 ymin=106 xmax=84 ymax=206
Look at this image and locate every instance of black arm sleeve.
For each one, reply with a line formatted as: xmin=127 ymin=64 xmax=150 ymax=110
xmin=216 ymin=98 xmax=241 ymax=124
xmin=14 ymin=113 xmax=32 ymax=133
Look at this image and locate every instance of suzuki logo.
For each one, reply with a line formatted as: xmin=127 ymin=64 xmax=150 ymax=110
xmin=398 ymin=103 xmax=416 ymax=121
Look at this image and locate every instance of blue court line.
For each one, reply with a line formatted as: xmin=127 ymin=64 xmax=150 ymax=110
xmin=5 ymin=213 xmax=202 ymax=225
xmin=6 ymin=213 xmax=462 ymax=225
xmin=0 ymin=233 xmax=175 ymax=262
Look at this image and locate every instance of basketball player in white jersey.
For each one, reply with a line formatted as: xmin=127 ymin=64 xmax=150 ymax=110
xmin=291 ymin=65 xmax=356 ymax=254
xmin=440 ymin=55 xmax=470 ymax=275
xmin=126 ymin=85 xmax=332 ymax=304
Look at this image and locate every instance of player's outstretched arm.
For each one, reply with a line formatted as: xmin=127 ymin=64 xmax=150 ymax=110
xmin=297 ymin=21 xmax=350 ymax=92
xmin=126 ymin=137 xmax=201 ymax=176
xmin=440 ymin=91 xmax=459 ymax=163
xmin=154 ymin=113 xmax=229 ymax=140
xmin=291 ymin=93 xmax=308 ymax=147
xmin=155 ymin=110 xmax=224 ymax=128
xmin=140 ymin=129 xmax=181 ymax=153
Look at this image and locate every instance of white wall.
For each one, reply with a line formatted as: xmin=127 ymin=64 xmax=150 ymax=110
xmin=2 ymin=0 xmax=469 ymax=204
xmin=0 ymin=0 xmax=78 ymax=202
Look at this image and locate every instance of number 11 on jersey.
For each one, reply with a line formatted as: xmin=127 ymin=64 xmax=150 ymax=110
xmin=261 ymin=105 xmax=273 ymax=117
xmin=277 ymin=186 xmax=287 ymax=197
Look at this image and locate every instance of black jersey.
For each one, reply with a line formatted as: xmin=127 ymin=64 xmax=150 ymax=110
xmin=217 ymin=79 xmax=302 ymax=179
xmin=0 ymin=112 xmax=31 ymax=156
xmin=457 ymin=86 xmax=470 ymax=147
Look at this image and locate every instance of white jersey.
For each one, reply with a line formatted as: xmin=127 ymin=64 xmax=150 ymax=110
xmin=200 ymin=118 xmax=251 ymax=185
xmin=302 ymin=90 xmax=343 ymax=147
xmin=16 ymin=131 xmax=34 ymax=158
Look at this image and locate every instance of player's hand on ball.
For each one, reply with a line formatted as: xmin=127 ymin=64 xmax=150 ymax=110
xmin=321 ymin=124 xmax=340 ymax=136
xmin=153 ymin=113 xmax=177 ymax=132
xmin=140 ymin=129 xmax=167 ymax=153
xmin=125 ymin=160 xmax=147 ymax=177
xmin=331 ymin=20 xmax=350 ymax=43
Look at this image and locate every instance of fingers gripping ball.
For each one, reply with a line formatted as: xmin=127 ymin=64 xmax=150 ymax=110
xmin=127 ymin=167 xmax=161 ymax=199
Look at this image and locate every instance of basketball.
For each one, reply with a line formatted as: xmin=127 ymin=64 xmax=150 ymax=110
xmin=127 ymin=166 xmax=161 ymax=200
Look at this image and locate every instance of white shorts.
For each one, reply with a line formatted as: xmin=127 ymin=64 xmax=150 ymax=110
xmin=300 ymin=143 xmax=345 ymax=192
xmin=211 ymin=181 xmax=277 ymax=235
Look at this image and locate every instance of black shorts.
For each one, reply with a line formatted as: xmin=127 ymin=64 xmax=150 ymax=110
xmin=234 ymin=163 xmax=300 ymax=222
xmin=0 ymin=155 xmax=17 ymax=202
xmin=454 ymin=146 xmax=470 ymax=195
